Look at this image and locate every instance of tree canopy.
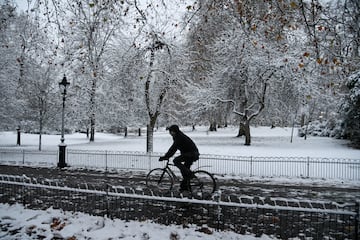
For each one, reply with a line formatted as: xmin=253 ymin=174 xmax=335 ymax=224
xmin=1 ymin=0 xmax=359 ymax=149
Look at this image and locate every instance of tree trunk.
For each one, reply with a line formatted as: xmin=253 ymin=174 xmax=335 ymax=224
xmin=89 ymin=78 xmax=97 ymax=142
xmin=16 ymin=126 xmax=21 ymax=146
xmin=243 ymin=121 xmax=251 ymax=145
xmin=146 ymin=124 xmax=154 ymax=153
xmin=146 ymin=115 xmax=158 ymax=153
xmin=300 ymin=114 xmax=305 ymax=127
xmin=90 ymin=117 xmax=95 ymax=142
xmin=209 ymin=122 xmax=217 ymax=131
xmin=38 ymin=109 xmax=43 ymax=151
xmin=304 ymin=121 xmax=309 ymax=140
xmin=237 ymin=123 xmax=245 ymax=137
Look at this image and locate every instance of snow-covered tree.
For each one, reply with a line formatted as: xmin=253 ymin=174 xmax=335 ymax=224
xmin=339 ymin=71 xmax=360 ymax=148
xmin=130 ymin=0 xmax=195 ymax=152
xmin=45 ymin=0 xmax=129 ymax=141
xmin=185 ymin=0 xmax=294 ymax=144
xmin=0 ymin=2 xmax=19 ymax=130
xmin=0 ymin=1 xmax=60 ymax=150
xmin=99 ymin=43 xmax=147 ymax=134
xmin=295 ymin=0 xmax=359 ymax=139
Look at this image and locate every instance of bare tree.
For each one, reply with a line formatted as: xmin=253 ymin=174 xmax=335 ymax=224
xmin=46 ymin=0 xmax=128 ymax=141
xmin=218 ymin=67 xmax=275 ymax=145
xmin=131 ymin=0 xmax=193 ymax=152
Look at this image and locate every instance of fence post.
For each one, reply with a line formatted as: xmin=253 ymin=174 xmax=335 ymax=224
xmin=307 ymin=157 xmax=310 ymax=178
xmin=216 ymin=190 xmax=222 ymax=231
xmin=148 ymin=153 xmax=152 ymax=171
xmin=22 ymin=149 xmax=25 ymax=165
xmin=250 ymin=156 xmax=253 ymax=177
xmin=355 ymin=201 xmax=359 ymax=240
xmin=105 ymin=183 xmax=110 ymax=217
xmin=105 ymin=151 xmax=108 ymax=171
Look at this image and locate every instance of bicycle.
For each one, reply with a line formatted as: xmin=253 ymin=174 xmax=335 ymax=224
xmin=146 ymin=158 xmax=216 ymax=199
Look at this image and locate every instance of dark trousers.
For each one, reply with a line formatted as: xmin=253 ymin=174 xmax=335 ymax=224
xmin=173 ymin=153 xmax=199 ymax=183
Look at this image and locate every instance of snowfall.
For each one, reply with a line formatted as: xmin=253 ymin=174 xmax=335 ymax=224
xmin=0 ymin=126 xmax=359 ymax=240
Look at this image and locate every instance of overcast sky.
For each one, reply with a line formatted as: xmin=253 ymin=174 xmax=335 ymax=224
xmin=13 ymin=0 xmax=29 ymax=11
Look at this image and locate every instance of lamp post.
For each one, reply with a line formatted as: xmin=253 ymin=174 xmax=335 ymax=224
xmin=58 ymin=74 xmax=70 ymax=168
xmin=16 ymin=126 xmax=21 ymax=146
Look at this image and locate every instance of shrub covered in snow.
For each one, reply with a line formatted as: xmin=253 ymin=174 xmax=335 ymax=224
xmin=338 ymin=71 xmax=360 ymax=148
xmin=298 ymin=119 xmax=344 ymax=138
xmin=299 ymin=71 xmax=360 ymax=149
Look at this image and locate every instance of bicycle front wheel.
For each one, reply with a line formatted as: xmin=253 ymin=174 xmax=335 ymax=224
xmin=190 ymin=170 xmax=216 ymax=199
xmin=146 ymin=168 xmax=174 ymax=192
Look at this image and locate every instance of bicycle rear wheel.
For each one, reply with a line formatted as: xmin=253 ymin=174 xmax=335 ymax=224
xmin=190 ymin=170 xmax=216 ymax=199
xmin=146 ymin=168 xmax=174 ymax=192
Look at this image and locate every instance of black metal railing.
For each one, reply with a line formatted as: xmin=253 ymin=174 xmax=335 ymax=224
xmin=0 ymin=149 xmax=359 ymax=180
xmin=0 ymin=175 xmax=358 ymax=239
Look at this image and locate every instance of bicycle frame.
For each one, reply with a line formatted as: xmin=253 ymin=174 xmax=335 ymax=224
xmin=160 ymin=159 xmax=211 ymax=179
xmin=192 ymin=164 xmax=213 ymax=171
xmin=146 ymin=158 xmax=217 ymax=197
xmin=160 ymin=160 xmax=180 ymax=182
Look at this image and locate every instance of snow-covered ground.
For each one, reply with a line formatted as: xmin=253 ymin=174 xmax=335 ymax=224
xmin=0 ymin=126 xmax=359 ymax=240
xmin=1 ymin=126 xmax=359 ymax=159
xmin=0 ymin=203 xmax=272 ymax=240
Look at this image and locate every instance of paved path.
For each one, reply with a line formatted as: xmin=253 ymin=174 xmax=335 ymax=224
xmin=1 ymin=165 xmax=359 ymax=203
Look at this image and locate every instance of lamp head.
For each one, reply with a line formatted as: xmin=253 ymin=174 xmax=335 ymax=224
xmin=59 ymin=74 xmax=70 ymax=88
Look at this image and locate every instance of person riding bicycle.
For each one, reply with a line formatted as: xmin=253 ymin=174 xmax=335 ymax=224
xmin=159 ymin=125 xmax=200 ymax=191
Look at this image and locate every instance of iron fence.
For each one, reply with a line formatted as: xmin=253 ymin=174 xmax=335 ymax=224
xmin=0 ymin=148 xmax=359 ymax=180
xmin=0 ymin=175 xmax=359 ymax=239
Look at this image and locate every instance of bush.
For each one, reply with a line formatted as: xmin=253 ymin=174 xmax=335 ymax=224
xmin=298 ymin=120 xmax=342 ymax=138
xmin=339 ymin=71 xmax=360 ymax=148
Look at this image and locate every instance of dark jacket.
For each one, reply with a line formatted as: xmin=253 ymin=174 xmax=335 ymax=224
xmin=164 ymin=130 xmax=199 ymax=160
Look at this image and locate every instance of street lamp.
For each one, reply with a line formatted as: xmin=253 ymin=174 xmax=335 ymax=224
xmin=58 ymin=74 xmax=70 ymax=168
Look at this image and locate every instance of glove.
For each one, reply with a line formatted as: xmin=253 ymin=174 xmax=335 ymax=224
xmin=159 ymin=156 xmax=168 ymax=161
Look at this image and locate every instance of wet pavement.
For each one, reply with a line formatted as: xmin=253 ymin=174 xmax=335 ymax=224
xmin=0 ymin=164 xmax=359 ymax=204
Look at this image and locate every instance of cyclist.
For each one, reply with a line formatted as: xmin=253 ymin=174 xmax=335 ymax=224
xmin=159 ymin=125 xmax=200 ymax=191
